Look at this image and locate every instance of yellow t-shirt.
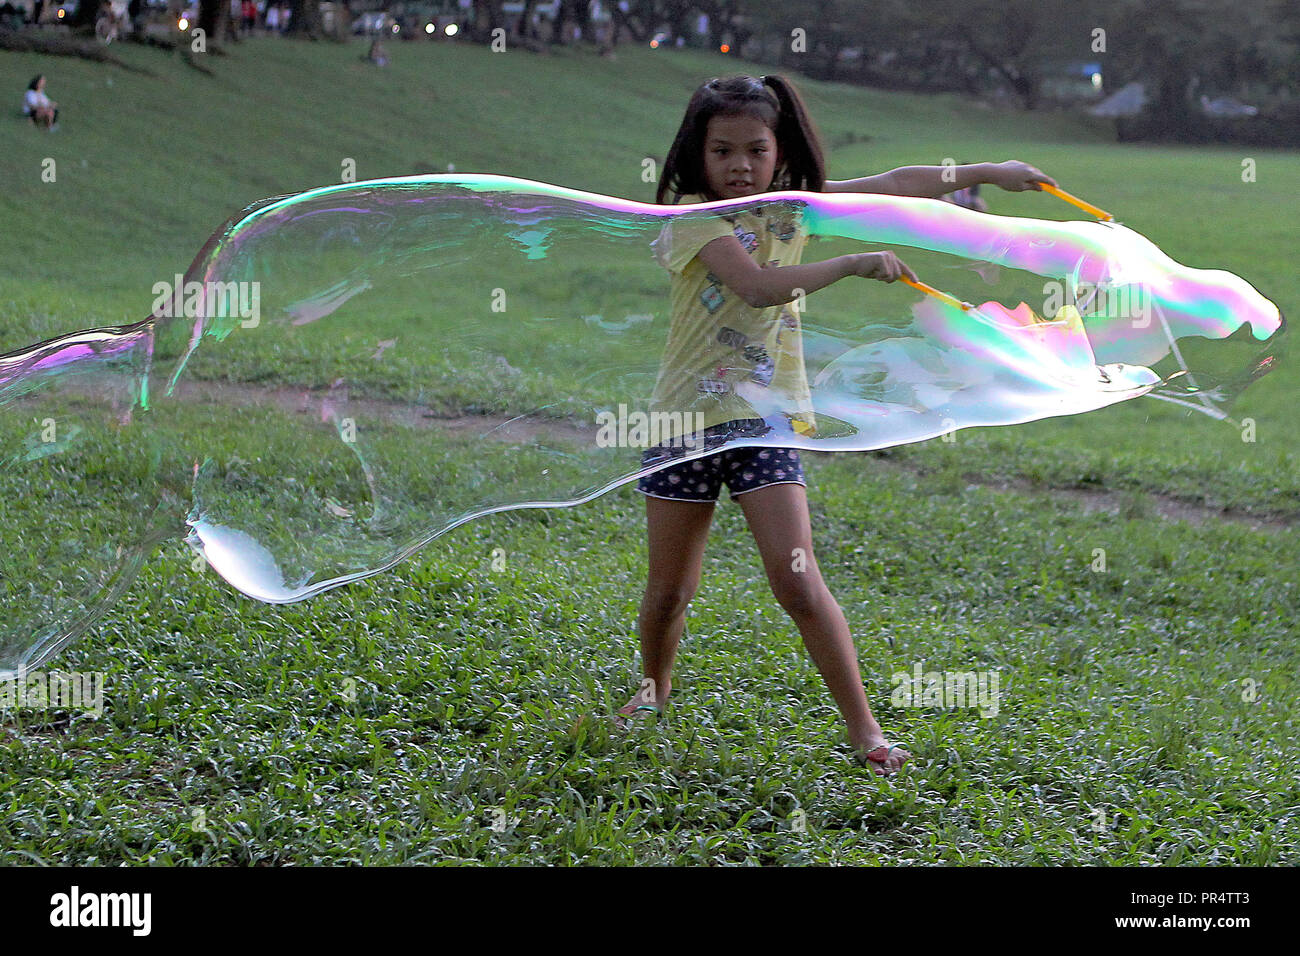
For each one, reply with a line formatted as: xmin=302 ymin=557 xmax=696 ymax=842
xmin=647 ymin=193 xmax=817 ymax=441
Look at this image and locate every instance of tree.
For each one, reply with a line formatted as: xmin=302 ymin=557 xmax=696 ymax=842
xmin=549 ymin=0 xmax=571 ymax=44
xmin=197 ymin=0 xmax=235 ymax=46
xmin=67 ymin=0 xmax=99 ymax=32
xmin=1097 ymin=0 xmax=1300 ymax=140
xmin=287 ymin=0 xmax=322 ymax=39
xmin=611 ymin=1 xmax=648 ymax=43
xmin=742 ymin=0 xmax=879 ymax=81
xmin=514 ymin=0 xmax=538 ymax=41
xmin=612 ymin=0 xmax=707 ymax=48
xmin=468 ymin=0 xmax=503 ymax=44
xmin=898 ymin=0 xmax=1103 ymax=109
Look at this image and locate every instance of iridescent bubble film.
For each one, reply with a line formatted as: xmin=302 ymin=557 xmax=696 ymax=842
xmin=0 ymin=175 xmax=1283 ymax=676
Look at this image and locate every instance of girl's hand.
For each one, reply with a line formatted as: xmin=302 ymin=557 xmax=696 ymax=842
xmin=987 ymin=160 xmax=1057 ymax=192
xmin=850 ymin=251 xmax=918 ymax=284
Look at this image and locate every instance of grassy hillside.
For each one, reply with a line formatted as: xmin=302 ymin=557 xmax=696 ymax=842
xmin=3 ymin=37 xmax=1295 ymax=510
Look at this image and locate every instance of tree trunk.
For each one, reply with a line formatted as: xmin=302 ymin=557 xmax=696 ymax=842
xmin=1149 ymin=68 xmax=1200 ymax=140
xmin=1011 ymin=72 xmax=1038 ymax=110
xmin=332 ymin=1 xmax=353 ymax=41
xmin=468 ymin=0 xmax=502 ymax=43
xmin=549 ymin=0 xmax=569 ymax=45
xmin=69 ymin=0 xmax=98 ymax=30
xmin=286 ymin=0 xmax=321 ymax=38
xmin=515 ymin=0 xmax=536 ymax=40
xmin=611 ymin=4 xmax=643 ymax=43
xmin=572 ymin=0 xmax=590 ymax=41
xmin=670 ymin=4 xmax=692 ymax=47
xmin=197 ymin=0 xmax=233 ymax=45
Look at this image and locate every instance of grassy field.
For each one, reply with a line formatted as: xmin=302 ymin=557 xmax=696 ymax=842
xmin=0 ymin=36 xmax=1296 ymax=865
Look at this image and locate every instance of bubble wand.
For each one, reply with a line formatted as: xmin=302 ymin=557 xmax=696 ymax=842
xmin=1039 ymin=183 xmax=1114 ymax=222
xmin=898 ymin=275 xmax=971 ymax=311
xmin=898 ymin=183 xmax=1117 ymax=310
xmin=893 ymin=185 xmax=1214 ymax=398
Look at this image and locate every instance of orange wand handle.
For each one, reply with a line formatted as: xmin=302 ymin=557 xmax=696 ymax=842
xmin=1039 ymin=183 xmax=1114 ymax=222
xmin=899 ymin=275 xmax=970 ymax=311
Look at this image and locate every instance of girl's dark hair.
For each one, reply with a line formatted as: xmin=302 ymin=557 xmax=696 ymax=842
xmin=656 ymin=74 xmax=826 ymax=204
xmin=28 ymin=75 xmax=44 ymax=91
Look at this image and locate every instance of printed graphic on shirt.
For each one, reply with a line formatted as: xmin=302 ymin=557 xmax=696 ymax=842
xmin=767 ymin=213 xmax=798 ymax=242
xmin=717 ymin=326 xmax=747 ymax=349
xmin=701 ymin=283 xmax=725 ymax=313
xmin=715 ymin=326 xmax=774 ymax=387
xmin=728 ymin=221 xmax=760 ymax=254
xmin=747 ymin=348 xmax=774 ymax=386
xmin=649 ymin=194 xmax=817 ymax=441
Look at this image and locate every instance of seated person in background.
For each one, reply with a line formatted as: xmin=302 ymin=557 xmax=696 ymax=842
xmin=942 ymin=182 xmax=988 ymax=213
xmin=23 ymin=75 xmax=58 ymax=130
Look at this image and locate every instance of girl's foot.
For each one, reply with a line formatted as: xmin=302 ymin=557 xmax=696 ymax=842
xmin=855 ymin=736 xmax=911 ymax=776
xmin=611 ymin=681 xmax=669 ymax=731
xmin=612 ymin=700 xmax=662 ymax=731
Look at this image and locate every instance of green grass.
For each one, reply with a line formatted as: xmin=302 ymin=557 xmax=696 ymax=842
xmin=0 ymin=37 xmax=1296 ymax=865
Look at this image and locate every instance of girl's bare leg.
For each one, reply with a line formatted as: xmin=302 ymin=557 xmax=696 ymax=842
xmin=734 ymin=481 xmax=909 ymax=773
xmin=627 ymin=495 xmax=715 ymax=711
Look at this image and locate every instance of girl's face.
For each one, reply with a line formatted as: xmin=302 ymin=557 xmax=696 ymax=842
xmin=702 ymin=112 xmax=780 ymax=201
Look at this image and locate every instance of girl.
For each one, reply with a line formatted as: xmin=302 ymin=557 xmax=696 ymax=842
xmin=618 ymin=74 xmax=1054 ymax=775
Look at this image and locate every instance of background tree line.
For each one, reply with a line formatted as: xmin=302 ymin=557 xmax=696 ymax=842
xmin=38 ymin=0 xmax=1300 ymax=143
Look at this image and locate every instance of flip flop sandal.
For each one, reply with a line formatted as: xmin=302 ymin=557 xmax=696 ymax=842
xmin=612 ymin=702 xmax=663 ymax=731
xmin=861 ymin=743 xmax=909 ymax=774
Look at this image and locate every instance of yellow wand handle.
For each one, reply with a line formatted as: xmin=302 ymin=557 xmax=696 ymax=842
xmin=1039 ymin=183 xmax=1115 ymax=222
xmin=899 ymin=275 xmax=971 ymax=311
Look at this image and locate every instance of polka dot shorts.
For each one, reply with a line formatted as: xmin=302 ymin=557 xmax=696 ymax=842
xmin=635 ymin=418 xmax=806 ymax=503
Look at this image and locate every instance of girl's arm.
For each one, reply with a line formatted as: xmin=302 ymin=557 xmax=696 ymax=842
xmin=827 ymin=161 xmax=1055 ymax=199
xmin=696 ymin=236 xmax=915 ymax=308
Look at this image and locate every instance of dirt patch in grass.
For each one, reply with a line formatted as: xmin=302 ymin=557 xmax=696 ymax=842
xmin=46 ymin=376 xmax=1300 ymax=532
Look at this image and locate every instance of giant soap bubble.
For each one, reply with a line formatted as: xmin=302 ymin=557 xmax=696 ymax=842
xmin=0 ymin=175 xmax=1284 ymax=676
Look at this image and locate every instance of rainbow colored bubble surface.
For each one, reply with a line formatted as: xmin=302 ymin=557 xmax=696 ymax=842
xmin=0 ymin=174 xmax=1284 ymax=676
